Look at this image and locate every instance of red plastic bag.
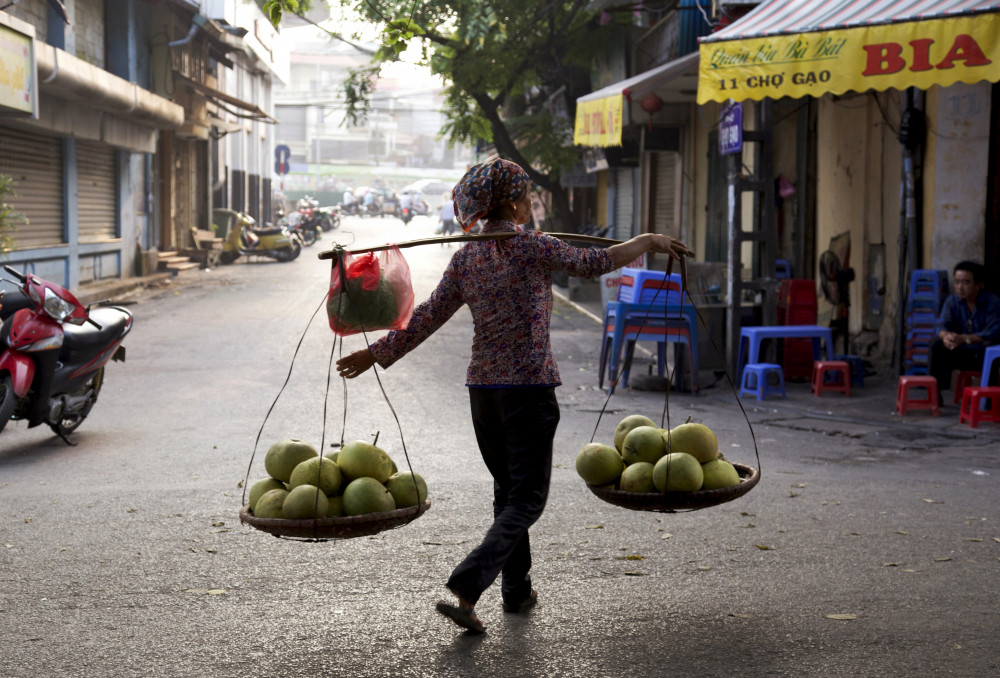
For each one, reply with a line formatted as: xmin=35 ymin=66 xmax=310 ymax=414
xmin=327 ymin=246 xmax=414 ymax=336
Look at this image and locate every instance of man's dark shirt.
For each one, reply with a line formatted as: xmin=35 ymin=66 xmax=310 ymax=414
xmin=935 ymin=289 xmax=1000 ymax=347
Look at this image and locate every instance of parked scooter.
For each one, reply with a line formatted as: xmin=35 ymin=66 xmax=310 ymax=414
xmin=0 ymin=266 xmax=132 ymax=442
xmin=219 ymin=211 xmax=301 ymax=264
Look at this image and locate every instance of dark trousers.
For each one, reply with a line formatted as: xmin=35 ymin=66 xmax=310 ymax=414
xmin=928 ymin=339 xmax=985 ymax=392
xmin=447 ymin=387 xmax=559 ymax=607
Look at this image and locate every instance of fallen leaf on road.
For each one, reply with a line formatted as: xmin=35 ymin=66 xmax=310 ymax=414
xmin=740 ymin=512 xmax=756 ymax=517
xmin=741 ymin=523 xmax=756 ymax=528
xmin=212 ymin=528 xmax=229 ymax=533
xmin=882 ymin=562 xmax=901 ymax=567
xmin=211 ymin=521 xmax=225 ymax=527
xmin=825 ymin=614 xmax=857 ymax=621
xmin=422 ymin=541 xmax=443 ymax=545
xmin=4 ymin=544 xmax=13 ymax=548
xmin=585 ymin=524 xmax=604 ymax=529
xmin=993 ymin=537 xmax=1000 ymax=543
xmin=902 ymin=569 xmax=920 ymax=573
xmin=623 ymin=571 xmax=646 ymax=576
xmin=24 ymin=518 xmax=31 ymax=524
xmin=966 ymin=538 xmax=983 ymax=542
xmin=791 ymin=483 xmax=807 ymax=488
xmin=207 ymin=589 xmax=226 ymax=595
xmin=729 ymin=613 xmax=754 ymax=619
xmin=934 ymin=557 xmax=952 ymax=562
xmin=661 ymin=533 xmax=672 ymax=540
xmin=922 ymin=499 xmax=942 ymax=504
xmin=126 ymin=508 xmax=136 ymax=513
xmin=788 ymin=491 xmax=800 ymax=498
xmin=842 ymin=531 xmax=860 ymax=536
xmin=755 ymin=545 xmax=773 ymax=550
xmin=615 ymin=555 xmax=644 ymax=560
xmin=895 ymin=531 xmax=909 ymax=535
xmin=698 ymin=565 xmax=712 ymax=571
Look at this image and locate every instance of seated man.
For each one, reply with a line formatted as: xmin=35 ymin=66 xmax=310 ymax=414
xmin=928 ymin=261 xmax=1000 ymax=397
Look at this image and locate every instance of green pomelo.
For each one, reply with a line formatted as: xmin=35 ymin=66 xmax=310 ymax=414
xmin=653 ymin=453 xmax=704 ymax=492
xmin=327 ymin=273 xmax=398 ymax=331
xmin=614 ymin=414 xmax=657 ymax=452
xmin=264 ymin=438 xmax=318 ymax=483
xmin=575 ymin=443 xmax=624 ymax=486
xmin=622 ymin=426 xmax=666 ymax=466
xmin=324 ymin=450 xmax=340 ymax=463
xmin=338 ymin=440 xmax=394 ymax=483
xmin=620 ymin=462 xmax=656 ymax=493
xmin=288 ymin=457 xmax=342 ymax=497
xmin=701 ymin=459 xmax=741 ymax=490
xmin=248 ymin=478 xmax=285 ymax=512
xmin=385 ymin=472 xmax=428 ymax=508
xmin=282 ymin=485 xmax=329 ymax=520
xmin=342 ymin=477 xmax=397 ymax=516
xmin=665 ymin=423 xmax=719 ymax=464
xmin=324 ymin=495 xmax=344 ymax=518
xmin=254 ymin=488 xmax=288 ymax=519
xmin=388 ymin=456 xmax=398 ymax=475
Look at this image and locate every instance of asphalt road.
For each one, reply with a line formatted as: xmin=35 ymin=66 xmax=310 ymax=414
xmin=1 ymin=214 xmax=997 ymax=677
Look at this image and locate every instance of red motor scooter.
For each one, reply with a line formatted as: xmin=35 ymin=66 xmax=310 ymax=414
xmin=0 ymin=265 xmax=132 ymax=443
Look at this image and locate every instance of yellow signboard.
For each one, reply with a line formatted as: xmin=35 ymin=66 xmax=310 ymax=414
xmin=573 ymin=94 xmax=624 ymax=147
xmin=0 ymin=23 xmax=35 ymax=116
xmin=698 ymin=13 xmax=1000 ymax=104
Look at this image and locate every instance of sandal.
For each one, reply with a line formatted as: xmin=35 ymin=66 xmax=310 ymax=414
xmin=436 ymin=601 xmax=485 ymax=633
xmin=502 ymin=589 xmax=538 ymax=614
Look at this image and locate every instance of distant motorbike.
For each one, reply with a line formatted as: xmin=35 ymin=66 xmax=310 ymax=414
xmin=0 ymin=265 xmax=132 ymax=442
xmin=315 ymin=205 xmax=341 ymax=231
xmin=219 ymin=211 xmax=301 ymax=263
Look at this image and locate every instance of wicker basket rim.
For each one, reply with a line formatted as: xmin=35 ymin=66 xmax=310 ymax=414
xmin=239 ymin=499 xmax=431 ymax=529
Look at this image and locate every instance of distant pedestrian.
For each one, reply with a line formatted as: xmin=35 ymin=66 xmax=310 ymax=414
xmin=439 ymin=193 xmax=456 ymax=240
xmin=336 ymin=156 xmax=689 ymax=634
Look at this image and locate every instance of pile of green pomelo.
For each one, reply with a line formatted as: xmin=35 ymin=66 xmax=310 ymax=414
xmin=248 ymin=438 xmax=427 ymax=520
xmin=576 ymin=415 xmax=742 ymax=493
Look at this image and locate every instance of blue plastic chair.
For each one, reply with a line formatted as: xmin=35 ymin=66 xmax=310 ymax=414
xmin=598 ymin=301 xmax=699 ymax=392
xmin=981 ymin=345 xmax=1000 ymax=388
xmin=739 ymin=363 xmax=786 ymax=401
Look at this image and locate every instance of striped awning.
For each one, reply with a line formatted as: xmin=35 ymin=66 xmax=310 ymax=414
xmin=697 ymin=0 xmax=1000 ymax=104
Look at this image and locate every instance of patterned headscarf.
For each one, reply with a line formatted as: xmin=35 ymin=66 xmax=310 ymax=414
xmin=452 ymin=157 xmax=529 ymax=232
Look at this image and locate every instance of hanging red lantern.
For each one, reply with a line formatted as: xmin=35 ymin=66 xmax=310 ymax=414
xmin=639 ymin=92 xmax=664 ymax=130
xmin=640 ymin=92 xmax=664 ymax=116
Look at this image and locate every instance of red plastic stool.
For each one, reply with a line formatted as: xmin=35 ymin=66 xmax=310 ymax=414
xmin=896 ymin=375 xmax=940 ymax=416
xmin=959 ymin=387 xmax=1000 ymax=428
xmin=811 ymin=360 xmax=851 ymax=397
xmin=953 ymin=370 xmax=982 ymax=404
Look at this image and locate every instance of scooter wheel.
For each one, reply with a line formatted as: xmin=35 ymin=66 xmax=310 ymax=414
xmin=220 ymin=251 xmax=238 ymax=264
xmin=0 ymin=375 xmax=16 ymax=434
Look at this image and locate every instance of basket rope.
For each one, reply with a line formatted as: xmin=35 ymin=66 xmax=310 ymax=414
xmin=586 ymin=255 xmax=762 ymax=509
xmin=239 ymin=247 xmax=423 ymax=539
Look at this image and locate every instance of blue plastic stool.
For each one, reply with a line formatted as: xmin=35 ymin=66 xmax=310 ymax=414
xmin=740 ymin=363 xmax=786 ymax=401
xmin=834 ymin=354 xmax=865 ymax=387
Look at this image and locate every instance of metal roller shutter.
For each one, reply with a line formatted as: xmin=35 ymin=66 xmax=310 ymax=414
xmin=705 ymin=131 xmax=729 ymax=263
xmin=614 ymin=168 xmax=634 ymax=240
xmin=649 ymin=151 xmax=678 ymax=237
xmin=76 ymin=140 xmax=118 ymax=242
xmin=0 ymin=126 xmax=64 ymax=248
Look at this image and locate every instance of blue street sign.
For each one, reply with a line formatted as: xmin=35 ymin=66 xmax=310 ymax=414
xmin=274 ymin=144 xmax=291 ymax=175
xmin=718 ymin=104 xmax=743 ymax=156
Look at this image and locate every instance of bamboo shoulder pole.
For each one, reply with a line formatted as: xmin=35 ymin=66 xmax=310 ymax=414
xmin=317 ymin=231 xmax=624 ymax=260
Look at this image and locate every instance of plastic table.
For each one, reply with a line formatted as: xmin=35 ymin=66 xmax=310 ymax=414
xmin=737 ymin=325 xmax=835 ymax=377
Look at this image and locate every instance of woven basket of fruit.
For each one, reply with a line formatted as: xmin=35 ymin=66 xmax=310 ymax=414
xmin=587 ymin=464 xmax=758 ymax=513
xmin=576 ymin=415 xmax=760 ymax=513
xmin=240 ymin=499 xmax=431 ymax=540
xmin=241 ymin=438 xmax=430 ymax=541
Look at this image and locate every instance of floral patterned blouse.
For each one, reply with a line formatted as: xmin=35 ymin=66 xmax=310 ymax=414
xmin=369 ymin=219 xmax=616 ymax=387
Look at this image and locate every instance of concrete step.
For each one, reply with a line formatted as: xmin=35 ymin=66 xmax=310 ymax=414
xmin=165 ymin=261 xmax=200 ymax=272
